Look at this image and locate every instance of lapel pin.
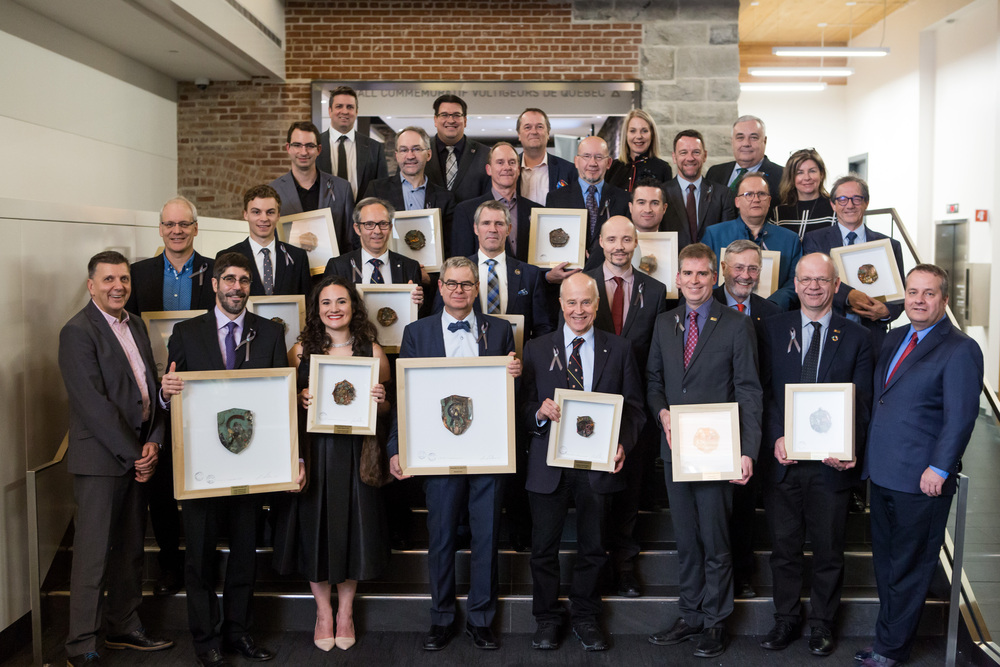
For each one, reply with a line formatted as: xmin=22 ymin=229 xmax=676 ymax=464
xmin=709 ymin=316 xmax=718 ymax=322
xmin=514 ymin=267 xmax=521 ymax=275
xmin=787 ymin=327 xmax=801 ymax=353
xmin=832 ymin=335 xmax=839 ymax=341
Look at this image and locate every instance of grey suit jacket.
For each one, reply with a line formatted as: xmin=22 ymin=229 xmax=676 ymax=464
xmin=269 ymin=170 xmax=356 ymax=252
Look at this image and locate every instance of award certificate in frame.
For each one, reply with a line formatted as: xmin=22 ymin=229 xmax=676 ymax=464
xmin=490 ymin=313 xmax=525 ymax=358
xmin=546 ymin=388 xmax=623 ymax=472
xmin=830 ymin=239 xmax=905 ymax=302
xmin=784 ymin=382 xmax=855 ymax=461
xmin=142 ymin=310 xmax=202 ymax=377
xmin=396 ymin=357 xmax=515 ymax=476
xmin=277 ymin=209 xmax=339 ymax=276
xmin=528 ymin=208 xmax=587 ymax=269
xmin=170 ymin=368 xmax=299 ymax=499
xmin=356 ymin=284 xmax=419 ymax=354
xmin=306 ymin=355 xmax=380 ymax=435
xmin=247 ymin=295 xmax=306 ymax=356
xmin=390 ymin=208 xmax=444 ymax=273
xmin=636 ymin=232 xmax=679 ymax=299
xmin=670 ymin=402 xmax=742 ymax=481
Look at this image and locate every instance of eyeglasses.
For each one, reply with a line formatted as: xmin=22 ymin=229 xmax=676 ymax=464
xmin=396 ymin=146 xmax=428 ymax=154
xmin=435 ymin=112 xmax=465 ymax=120
xmin=833 ymin=195 xmax=867 ymax=206
xmin=796 ymin=276 xmax=833 ymax=285
xmin=160 ymin=221 xmax=196 ymax=230
xmin=220 ymin=275 xmax=251 ymax=287
xmin=288 ymin=142 xmax=319 ymax=150
xmin=358 ymin=221 xmax=392 ymax=230
xmin=737 ymin=191 xmax=771 ymax=201
xmin=728 ymin=264 xmax=760 ymax=275
xmin=442 ymin=280 xmax=477 ymax=292
xmin=578 ymin=154 xmax=609 ymax=162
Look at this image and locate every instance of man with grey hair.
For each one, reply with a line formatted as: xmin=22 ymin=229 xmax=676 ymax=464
xmin=705 ymin=115 xmax=784 ymax=198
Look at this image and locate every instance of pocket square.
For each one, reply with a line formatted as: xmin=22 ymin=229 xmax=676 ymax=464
xmin=556 ymin=180 xmax=568 ymax=189
xmin=518 ymin=288 xmax=529 ymax=295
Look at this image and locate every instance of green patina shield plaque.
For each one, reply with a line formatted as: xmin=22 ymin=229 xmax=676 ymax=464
xmin=441 ymin=395 xmax=473 ymax=436
xmin=218 ymin=408 xmax=255 ymax=454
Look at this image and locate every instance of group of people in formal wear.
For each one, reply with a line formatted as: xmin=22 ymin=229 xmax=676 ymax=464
xmin=58 ymin=87 xmax=984 ymax=667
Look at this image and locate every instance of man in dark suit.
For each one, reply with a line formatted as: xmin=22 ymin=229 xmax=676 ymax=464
xmin=217 ymin=184 xmax=311 ymax=297
xmin=856 ymin=264 xmax=983 ymax=667
xmin=802 ymin=175 xmax=905 ymax=358
xmin=269 ymin=121 xmax=355 ymax=253
xmin=161 ymin=252 xmax=288 ymax=667
xmin=704 ymin=115 xmax=784 ymax=199
xmin=316 ymin=85 xmax=388 ymax=203
xmin=516 ymin=108 xmax=578 ymax=205
xmin=425 ymin=94 xmax=490 ymax=203
xmin=124 ymin=196 xmax=215 ymax=597
xmin=758 ymin=253 xmax=874 ymax=657
xmin=646 ymin=243 xmax=762 ymax=659
xmin=451 ymin=141 xmax=541 ymax=261
xmin=663 ymin=130 xmax=736 ymax=248
xmin=522 ymin=272 xmax=645 ymax=652
xmin=59 ymin=251 xmax=173 ymax=665
xmin=387 ymin=256 xmax=519 ymax=652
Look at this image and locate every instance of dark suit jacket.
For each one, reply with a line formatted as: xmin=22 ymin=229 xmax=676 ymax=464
xmin=760 ymin=312 xmax=874 ymax=488
xmin=712 ymin=285 xmax=780 ymax=342
xmin=586 ymin=267 xmax=667 ymax=372
xmin=125 ymin=251 xmax=215 ymax=315
xmin=863 ymin=320 xmax=983 ymax=496
xmin=705 ymin=155 xmax=785 ymax=200
xmin=166 ymin=310 xmax=287 ymax=373
xmin=269 ymin=170 xmax=356 ymax=253
xmin=646 ymin=299 xmax=762 ymax=462
xmin=426 ymin=135 xmax=491 ymax=203
xmin=662 ymin=177 xmax=736 ymax=247
xmin=450 ymin=192 xmax=541 ymax=262
xmin=521 ymin=327 xmax=646 ymax=494
xmin=217 ymin=238 xmax=312 ymax=297
xmin=59 ymin=301 xmax=165 ymax=476
xmin=317 ymin=130 xmax=389 ymax=203
xmin=363 ymin=175 xmax=457 ymax=255
xmin=545 ymin=180 xmax=631 ymax=249
xmin=518 ymin=152 xmax=578 ymax=196
xmin=322 ymin=248 xmax=422 ymax=286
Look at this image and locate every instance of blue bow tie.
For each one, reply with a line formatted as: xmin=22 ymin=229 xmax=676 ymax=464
xmin=448 ymin=320 xmax=471 ymax=333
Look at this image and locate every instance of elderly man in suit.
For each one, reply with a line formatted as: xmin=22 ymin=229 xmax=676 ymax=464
xmin=160 ymin=252 xmax=288 ymax=667
xmin=59 ymin=251 xmax=174 ymax=666
xmin=704 ymin=115 xmax=784 ymax=198
xmin=759 ymin=253 xmax=874 ymax=657
xmin=317 ymin=85 xmax=388 ymax=203
xmin=516 ymin=108 xmax=578 ymax=205
xmin=663 ymin=130 xmax=736 ymax=248
xmin=387 ymin=256 xmax=520 ymax=652
xmin=646 ymin=242 xmax=762 ymax=659
xmin=269 ymin=121 xmax=355 ymax=252
xmin=522 ymin=272 xmax=645 ymax=652
xmin=856 ymin=264 xmax=983 ymax=667
xmin=425 ymin=94 xmax=491 ymax=203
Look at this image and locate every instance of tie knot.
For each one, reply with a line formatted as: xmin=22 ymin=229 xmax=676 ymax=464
xmin=446 ymin=145 xmax=455 ymax=154
xmin=587 ymin=184 xmax=597 ymax=195
xmin=226 ymin=321 xmax=237 ymax=333
xmin=448 ymin=320 xmax=471 ymax=333
xmin=337 ymin=135 xmax=346 ymax=143
xmin=612 ymin=276 xmax=623 ymax=287
xmin=910 ymin=332 xmax=918 ymax=343
xmin=486 ymin=258 xmax=497 ymax=268
xmin=846 ymin=231 xmax=857 ymax=244
xmin=571 ymin=336 xmax=584 ymax=351
xmin=689 ymin=311 xmax=698 ymax=324
xmin=687 ymin=183 xmax=696 ymax=193
xmin=370 ymin=258 xmax=382 ymax=268
xmin=261 ymin=248 xmax=270 ymax=257
xmin=810 ymin=321 xmax=822 ymax=332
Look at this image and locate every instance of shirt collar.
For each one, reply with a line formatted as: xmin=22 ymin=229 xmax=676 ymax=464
xmin=800 ymin=309 xmax=833 ymax=332
xmin=521 ymin=152 xmax=549 ymax=169
xmin=685 ymin=299 xmax=713 ymax=321
xmin=442 ymin=308 xmax=477 ymax=331
xmin=248 ymin=235 xmax=276 ymax=256
xmin=214 ymin=305 xmax=247 ymax=331
xmin=164 ymin=252 xmax=195 ymax=275
xmin=723 ymin=287 xmax=746 ymax=309
xmin=94 ymin=300 xmax=128 ymax=325
xmin=562 ymin=323 xmax=594 ymax=348
xmin=361 ymin=247 xmax=391 ymax=266
xmin=602 ymin=262 xmax=634 ymax=284
xmin=676 ymin=174 xmax=704 ymax=190
xmin=491 ymin=187 xmax=516 ymax=207
xmin=334 ymin=128 xmax=356 ymax=142
xmin=399 ymin=172 xmax=427 ymax=190
xmin=907 ymin=317 xmax=945 ymax=343
xmin=478 ymin=250 xmax=507 ymax=270
xmin=578 ymin=178 xmax=604 ymax=197
xmin=837 ymin=221 xmax=866 ymax=243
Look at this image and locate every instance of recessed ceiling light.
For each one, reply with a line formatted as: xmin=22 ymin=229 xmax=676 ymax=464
xmin=773 ymin=46 xmax=891 ymax=57
xmin=741 ymin=82 xmax=828 ymax=92
xmin=750 ymin=67 xmax=854 ymax=77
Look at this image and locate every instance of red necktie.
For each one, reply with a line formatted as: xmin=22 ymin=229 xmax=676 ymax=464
xmin=736 ymin=303 xmax=746 ymax=314
xmin=885 ymin=332 xmax=918 ymax=386
xmin=611 ymin=276 xmax=624 ymax=335
xmin=683 ymin=311 xmax=699 ymax=369
xmin=686 ymin=183 xmax=698 ymax=242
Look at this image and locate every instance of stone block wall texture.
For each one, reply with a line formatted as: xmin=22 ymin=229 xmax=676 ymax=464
xmin=178 ymin=0 xmax=738 ymax=217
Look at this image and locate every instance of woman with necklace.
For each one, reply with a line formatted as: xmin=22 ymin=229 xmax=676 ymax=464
xmin=607 ymin=108 xmax=672 ymax=192
xmin=771 ymin=148 xmax=836 ymax=240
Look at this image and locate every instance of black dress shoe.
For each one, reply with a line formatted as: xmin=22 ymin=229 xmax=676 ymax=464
xmin=855 ymin=646 xmax=874 ymax=661
xmin=195 ymin=648 xmax=230 ymax=667
xmin=736 ymin=580 xmax=756 ymax=599
xmin=809 ymin=626 xmax=835 ymax=656
xmin=649 ymin=617 xmax=702 ymax=645
xmin=465 ymin=622 xmax=499 ymax=650
xmin=67 ymin=652 xmax=101 ymax=666
xmin=850 ymin=489 xmax=867 ymax=513
xmin=760 ymin=619 xmax=798 ymax=650
xmin=222 ymin=635 xmax=274 ymax=662
xmin=573 ymin=623 xmax=608 ymax=651
xmin=153 ymin=569 xmax=182 ymax=597
xmin=693 ymin=626 xmax=727 ymax=658
xmin=531 ymin=623 xmax=561 ymax=650
xmin=510 ymin=533 xmax=531 ymax=553
xmin=617 ymin=571 xmax=642 ymax=597
xmin=105 ymin=628 xmax=174 ymax=651
xmin=422 ymin=623 xmax=457 ymax=651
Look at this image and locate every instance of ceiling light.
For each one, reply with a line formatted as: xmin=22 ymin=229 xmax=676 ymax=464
xmin=772 ymin=46 xmax=890 ymax=57
xmin=750 ymin=66 xmax=854 ymax=77
xmin=741 ymin=82 xmax=828 ymax=92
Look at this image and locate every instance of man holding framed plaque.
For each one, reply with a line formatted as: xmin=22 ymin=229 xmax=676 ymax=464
xmin=758 ymin=252 xmax=874 ymax=657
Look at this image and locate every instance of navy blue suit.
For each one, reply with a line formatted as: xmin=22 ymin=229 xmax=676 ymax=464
xmin=705 ymin=156 xmax=784 ymax=205
xmin=518 ymin=152 xmax=578 ymax=197
xmin=450 ymin=192 xmax=541 ymax=262
xmin=322 ymin=248 xmax=422 ymax=286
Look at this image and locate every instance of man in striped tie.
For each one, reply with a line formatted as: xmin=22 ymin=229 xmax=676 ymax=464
xmin=425 ymin=94 xmax=490 ymax=203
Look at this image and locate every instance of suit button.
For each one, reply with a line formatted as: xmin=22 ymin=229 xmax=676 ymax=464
xmin=682 ymin=388 xmax=687 ymax=394
xmin=879 ymin=399 xmax=884 ymax=405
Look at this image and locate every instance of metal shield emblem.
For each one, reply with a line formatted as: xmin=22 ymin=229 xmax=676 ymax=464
xmin=218 ymin=408 xmax=255 ymax=454
xmin=441 ymin=395 xmax=473 ymax=436
xmin=576 ymin=416 xmax=595 ymax=438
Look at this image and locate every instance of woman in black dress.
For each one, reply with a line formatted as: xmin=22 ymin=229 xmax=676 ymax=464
xmin=276 ymin=276 xmax=391 ymax=651
xmin=770 ymin=148 xmax=836 ymax=240
xmin=606 ymin=108 xmax=672 ymax=191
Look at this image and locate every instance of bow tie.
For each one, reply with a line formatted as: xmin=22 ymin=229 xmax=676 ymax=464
xmin=447 ymin=321 xmax=471 ymax=333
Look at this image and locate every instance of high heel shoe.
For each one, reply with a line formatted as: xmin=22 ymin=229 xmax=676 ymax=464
xmin=334 ymin=614 xmax=356 ymax=651
xmin=314 ymin=617 xmax=335 ymax=652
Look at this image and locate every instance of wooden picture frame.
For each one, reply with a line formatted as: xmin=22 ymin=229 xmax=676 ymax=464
xmin=356 ymin=284 xmax=419 ymax=354
xmin=783 ymin=382 xmax=855 ymax=461
xmin=277 ymin=209 xmax=340 ymax=276
xmin=142 ymin=310 xmax=203 ymax=378
xmin=670 ymin=402 xmax=742 ymax=481
xmin=306 ymin=355 xmax=380 ymax=435
xmin=390 ymin=208 xmax=444 ymax=273
xmin=528 ymin=208 xmax=587 ymax=270
xmin=636 ymin=231 xmax=679 ymax=299
xmin=546 ymin=388 xmax=624 ymax=472
xmin=489 ymin=313 xmax=525 ymax=358
xmin=396 ymin=356 xmax=516 ymax=476
xmin=170 ymin=368 xmax=299 ymax=499
xmin=718 ymin=249 xmax=781 ymax=298
xmin=830 ymin=239 xmax=905 ymax=302
xmin=247 ymin=295 xmax=306 ymax=356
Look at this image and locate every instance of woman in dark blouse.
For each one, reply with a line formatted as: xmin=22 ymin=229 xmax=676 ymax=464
xmin=771 ymin=148 xmax=836 ymax=240
xmin=606 ymin=108 xmax=672 ymax=192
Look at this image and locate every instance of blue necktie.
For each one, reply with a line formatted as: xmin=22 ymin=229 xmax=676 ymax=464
xmin=485 ymin=259 xmax=501 ymax=314
xmin=846 ymin=231 xmax=857 ymax=246
xmin=448 ymin=320 xmax=471 ymax=333
xmin=369 ymin=258 xmax=384 ymax=284
xmin=224 ymin=321 xmax=237 ymax=370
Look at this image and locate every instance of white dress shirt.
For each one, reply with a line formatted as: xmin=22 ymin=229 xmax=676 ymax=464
xmin=359 ymin=248 xmax=394 ymax=284
xmin=331 ymin=128 xmax=358 ymax=198
xmin=442 ymin=310 xmax=479 ymax=358
xmin=248 ymin=236 xmax=277 ymax=285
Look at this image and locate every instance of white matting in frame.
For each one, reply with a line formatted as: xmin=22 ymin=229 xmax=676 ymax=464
xmin=357 ymin=284 xmax=418 ymax=354
xmin=247 ymin=295 xmax=305 ymax=355
xmin=306 ymin=355 xmax=379 ymax=435
xmin=670 ymin=402 xmax=742 ymax=481
xmin=390 ymin=208 xmax=444 ymax=273
xmin=784 ymin=382 xmax=854 ymax=461
xmin=830 ymin=239 xmax=905 ymax=302
xmin=490 ymin=313 xmax=524 ymax=358
xmin=546 ymin=388 xmax=623 ymax=472
xmin=717 ymin=249 xmax=780 ymax=298
xmin=528 ymin=208 xmax=587 ymax=269
xmin=170 ymin=368 xmax=299 ymax=500
xmin=277 ymin=209 xmax=339 ymax=276
xmin=142 ymin=310 xmax=203 ymax=377
xmin=636 ymin=232 xmax=678 ymax=299
xmin=396 ymin=356 xmax=515 ymax=476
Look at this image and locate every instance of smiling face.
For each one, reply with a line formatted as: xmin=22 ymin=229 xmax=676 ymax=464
xmin=159 ymin=201 xmax=198 ymax=255
xmin=794 ymin=158 xmax=822 ymax=201
xmin=672 ymin=135 xmax=707 ymax=181
xmin=677 ymin=255 xmax=716 ymax=308
xmin=353 ymin=202 xmax=391 ymax=256
xmin=88 ymin=262 xmax=131 ymax=319
xmin=434 ymin=101 xmax=467 ymax=144
xmin=517 ymin=110 xmax=549 ymax=151
xmin=575 ymin=136 xmax=611 ymax=185
xmin=473 ymin=207 xmax=509 ymax=256
xmin=286 ymin=128 xmax=320 ymax=172
xmin=318 ymin=283 xmax=353 ymax=335
xmin=439 ymin=265 xmax=478 ymax=318
xmin=212 ymin=265 xmax=251 ymax=316
xmin=731 ymin=118 xmax=766 ymax=168
xmin=721 ymin=247 xmax=761 ymax=302
xmin=599 ymin=216 xmax=638 ymax=270
xmin=395 ymin=129 xmax=431 ymax=179
xmin=831 ymin=180 xmax=868 ymax=230
xmin=629 ymin=185 xmax=667 ymax=232
xmin=486 ymin=144 xmax=519 ymax=190
xmin=794 ymin=253 xmax=840 ymax=315
xmin=559 ymin=273 xmax=599 ymax=336
xmin=328 ymin=93 xmax=358 ymax=134
xmin=626 ymin=115 xmax=652 ymax=159
xmin=243 ymin=196 xmax=280 ymax=245
xmin=904 ymin=270 xmax=948 ymax=331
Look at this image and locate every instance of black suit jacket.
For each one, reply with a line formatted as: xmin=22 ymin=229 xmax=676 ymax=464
xmin=518 ymin=152 xmax=578 ymax=197
xmin=125 ymin=251 xmax=215 ymax=315
xmin=217 ymin=238 xmax=312 ymax=297
xmin=323 ymin=248 xmax=422 ymax=285
xmin=363 ymin=175 xmax=457 ymax=255
xmin=712 ymin=285 xmax=780 ymax=342
xmin=662 ymin=178 xmax=737 ymax=247
xmin=521 ymin=327 xmax=646 ymax=494
xmin=426 ymin=135 xmax=491 ymax=203
xmin=706 ymin=156 xmax=784 ymax=203
xmin=585 ymin=267 xmax=667 ymax=372
xmin=166 ymin=310 xmax=287 ymax=373
xmin=317 ymin=130 xmax=389 ymax=204
xmin=450 ymin=192 xmax=540 ymax=262
xmin=545 ymin=180 xmax=631 ymax=248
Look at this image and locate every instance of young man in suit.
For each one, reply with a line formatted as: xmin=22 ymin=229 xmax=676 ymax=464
xmin=316 ymin=85 xmax=389 ymax=203
xmin=704 ymin=115 xmax=784 ymax=199
xmin=59 ymin=251 xmax=173 ymax=666
xmin=759 ymin=253 xmax=874 ymax=657
xmin=646 ymin=243 xmax=762 ymax=658
xmin=663 ymin=130 xmax=736 ymax=248
xmin=516 ymin=108 xmax=578 ymax=205
xmin=521 ymin=272 xmax=646 ymax=652
xmin=160 ymin=252 xmax=289 ymax=667
xmin=387 ymin=257 xmax=520 ymax=652
xmin=425 ymin=95 xmax=491 ymax=203
xmin=857 ymin=264 xmax=983 ymax=667
xmin=217 ymin=184 xmax=312 ymax=297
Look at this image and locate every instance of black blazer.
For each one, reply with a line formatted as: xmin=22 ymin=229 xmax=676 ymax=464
xmin=426 ymin=135 xmax=491 ymax=203
xmin=712 ymin=285 xmax=780 ymax=342
xmin=450 ymin=192 xmax=541 ymax=262
xmin=317 ymin=130 xmax=389 ymax=204
xmin=606 ymin=154 xmax=673 ymax=192
xmin=518 ymin=152 xmax=578 ymax=196
xmin=125 ymin=251 xmax=215 ymax=315
xmin=323 ymin=248 xmax=422 ymax=285
xmin=662 ymin=177 xmax=737 ymax=247
xmin=363 ymin=175 xmax=457 ymax=255
xmin=545 ymin=180 xmax=631 ymax=248
xmin=705 ymin=156 xmax=785 ymax=202
xmin=217 ymin=238 xmax=311 ymax=297
xmin=166 ymin=310 xmax=287 ymax=373
xmin=585 ymin=267 xmax=668 ymax=371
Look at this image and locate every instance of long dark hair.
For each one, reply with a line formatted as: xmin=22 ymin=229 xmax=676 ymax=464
xmin=298 ymin=275 xmax=377 ymax=359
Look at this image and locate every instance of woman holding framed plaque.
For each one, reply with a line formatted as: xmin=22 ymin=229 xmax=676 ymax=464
xmin=272 ymin=276 xmax=391 ymax=651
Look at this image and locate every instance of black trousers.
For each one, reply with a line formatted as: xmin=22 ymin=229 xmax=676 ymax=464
xmin=147 ymin=438 xmax=182 ymax=574
xmin=608 ymin=422 xmax=656 ymax=572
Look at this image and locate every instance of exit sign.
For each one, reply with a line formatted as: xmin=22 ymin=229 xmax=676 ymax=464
xmin=975 ymin=210 xmax=989 ymax=222
xmin=947 ymin=203 xmax=959 ymax=214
